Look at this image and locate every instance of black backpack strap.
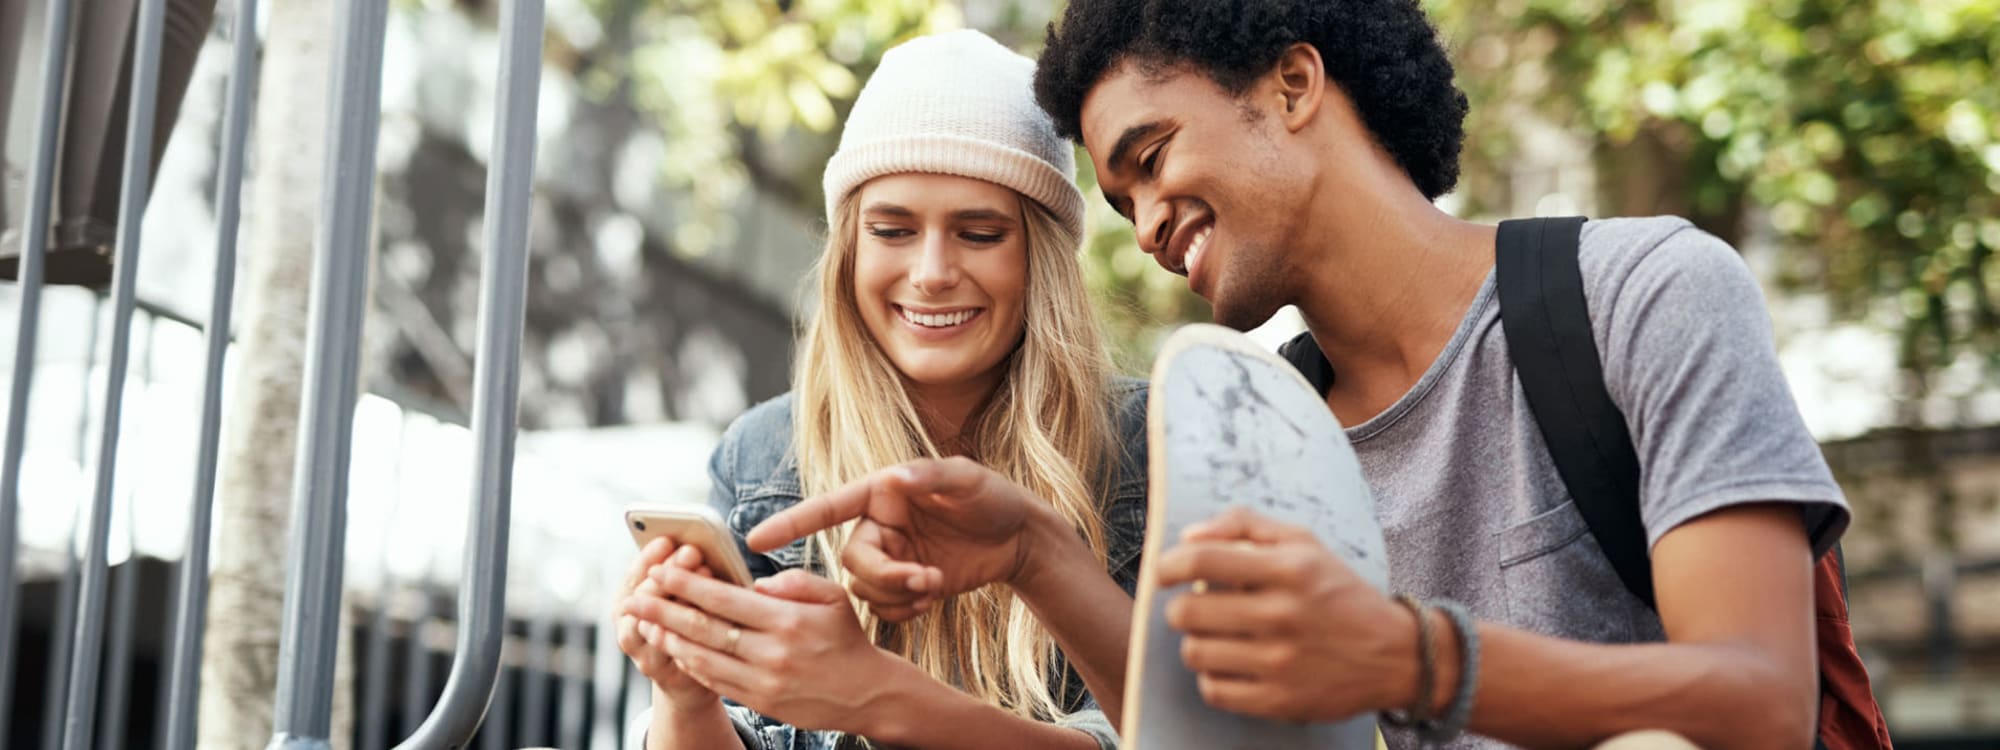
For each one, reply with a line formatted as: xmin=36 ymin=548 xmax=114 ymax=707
xmin=1495 ymin=217 xmax=1657 ymax=609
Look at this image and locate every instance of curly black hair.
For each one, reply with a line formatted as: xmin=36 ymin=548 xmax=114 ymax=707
xmin=1034 ymin=0 xmax=1469 ymax=200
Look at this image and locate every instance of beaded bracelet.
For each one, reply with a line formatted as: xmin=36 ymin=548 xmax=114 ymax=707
xmin=1417 ymin=599 xmax=1480 ymax=745
xmin=1379 ymin=594 xmax=1437 ymax=728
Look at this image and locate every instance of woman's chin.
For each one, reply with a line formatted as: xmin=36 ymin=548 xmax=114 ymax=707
xmin=889 ymin=351 xmax=1004 ymax=390
xmin=896 ymin=363 xmax=982 ymax=388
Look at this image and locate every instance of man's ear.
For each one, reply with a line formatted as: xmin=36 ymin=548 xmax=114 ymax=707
xmin=1270 ymin=43 xmax=1326 ymax=132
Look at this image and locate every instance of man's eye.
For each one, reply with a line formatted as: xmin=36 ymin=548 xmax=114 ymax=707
xmin=1142 ymin=148 xmax=1160 ymax=174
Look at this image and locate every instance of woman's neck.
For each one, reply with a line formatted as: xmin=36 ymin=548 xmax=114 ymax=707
xmin=907 ymin=371 xmax=1002 ymax=455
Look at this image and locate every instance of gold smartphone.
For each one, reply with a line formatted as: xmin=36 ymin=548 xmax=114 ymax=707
xmin=623 ymin=504 xmax=755 ymax=586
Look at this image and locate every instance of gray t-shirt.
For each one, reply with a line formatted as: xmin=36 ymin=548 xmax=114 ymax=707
xmin=1281 ymin=216 xmax=1849 ymax=750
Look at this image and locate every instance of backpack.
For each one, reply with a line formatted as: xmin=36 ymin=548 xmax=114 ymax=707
xmin=1494 ymin=216 xmax=1892 ymax=750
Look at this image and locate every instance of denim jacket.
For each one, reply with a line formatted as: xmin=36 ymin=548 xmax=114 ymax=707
xmin=629 ymin=378 xmax=1150 ymax=750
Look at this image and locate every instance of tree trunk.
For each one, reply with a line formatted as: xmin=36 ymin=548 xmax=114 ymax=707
xmin=198 ymin=0 xmax=355 ymax=747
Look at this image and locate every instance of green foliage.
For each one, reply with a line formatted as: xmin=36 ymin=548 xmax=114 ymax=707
xmin=1427 ymin=0 xmax=2000 ymax=389
xmin=550 ymin=0 xmax=959 ymax=256
xmin=555 ymin=0 xmax=1999 ymax=392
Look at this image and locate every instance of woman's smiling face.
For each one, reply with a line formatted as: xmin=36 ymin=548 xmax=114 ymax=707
xmin=851 ymin=172 xmax=1030 ymax=392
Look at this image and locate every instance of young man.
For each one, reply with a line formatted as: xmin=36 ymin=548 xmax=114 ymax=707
xmin=751 ymin=2 xmax=1850 ymax=748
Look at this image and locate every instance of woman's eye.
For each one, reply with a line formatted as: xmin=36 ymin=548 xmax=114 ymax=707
xmin=867 ymin=226 xmax=914 ymax=239
xmin=962 ymin=231 xmax=1006 ymax=244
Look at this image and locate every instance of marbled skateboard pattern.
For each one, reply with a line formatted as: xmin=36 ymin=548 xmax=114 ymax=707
xmin=1125 ymin=325 xmax=1388 ymax=750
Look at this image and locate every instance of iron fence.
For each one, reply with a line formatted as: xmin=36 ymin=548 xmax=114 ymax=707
xmin=0 ymin=0 xmax=550 ymax=747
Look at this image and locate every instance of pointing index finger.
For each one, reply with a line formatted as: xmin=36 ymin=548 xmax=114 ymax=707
xmin=744 ymin=470 xmax=882 ymax=552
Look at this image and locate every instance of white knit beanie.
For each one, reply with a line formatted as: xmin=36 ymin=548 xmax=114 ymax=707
xmin=823 ymin=29 xmax=1087 ymax=240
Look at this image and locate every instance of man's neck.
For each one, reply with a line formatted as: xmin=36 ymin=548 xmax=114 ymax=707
xmin=1290 ymin=176 xmax=1495 ymax=424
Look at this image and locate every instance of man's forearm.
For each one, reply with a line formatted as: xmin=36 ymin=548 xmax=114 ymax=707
xmin=1408 ymin=613 xmax=1814 ymax=750
xmin=1009 ymin=511 xmax=1134 ymax=728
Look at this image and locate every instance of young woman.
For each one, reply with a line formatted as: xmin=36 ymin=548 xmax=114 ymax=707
xmin=616 ymin=30 xmax=1146 ymax=750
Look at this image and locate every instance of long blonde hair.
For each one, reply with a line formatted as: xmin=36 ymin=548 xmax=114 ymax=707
xmin=792 ymin=187 xmax=1116 ymax=721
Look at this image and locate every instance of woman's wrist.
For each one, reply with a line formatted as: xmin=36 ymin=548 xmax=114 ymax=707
xmin=650 ymin=684 xmax=729 ymax=745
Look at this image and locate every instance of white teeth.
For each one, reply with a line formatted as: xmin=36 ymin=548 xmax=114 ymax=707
xmin=900 ymin=308 xmax=978 ymax=328
xmin=1184 ymin=225 xmax=1213 ymax=276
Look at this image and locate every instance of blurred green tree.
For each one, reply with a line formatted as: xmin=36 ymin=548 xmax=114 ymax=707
xmin=549 ymin=0 xmax=960 ymax=257
xmin=553 ymin=0 xmax=1998 ymax=397
xmin=1427 ymin=0 xmax=2000 ymax=410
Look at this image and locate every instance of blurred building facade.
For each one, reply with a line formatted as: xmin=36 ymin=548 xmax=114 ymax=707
xmin=3 ymin=0 xmax=1997 ymax=748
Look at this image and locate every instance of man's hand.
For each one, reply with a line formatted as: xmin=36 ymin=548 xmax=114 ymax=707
xmin=745 ymin=456 xmax=1059 ymax=621
xmin=1153 ymin=507 xmax=1414 ymax=722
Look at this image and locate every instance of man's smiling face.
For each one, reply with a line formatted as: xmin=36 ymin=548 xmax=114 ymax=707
xmin=1080 ymin=61 xmax=1310 ymax=332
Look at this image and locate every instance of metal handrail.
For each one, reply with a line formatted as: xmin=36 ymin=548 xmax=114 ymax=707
xmin=262 ymin=0 xmax=390 ymax=746
xmin=0 ymin=0 xmax=76 ymax=735
xmin=394 ymin=0 xmax=545 ymax=745
xmin=159 ymin=0 xmax=259 ymax=745
xmin=59 ymin=0 xmax=169 ymax=743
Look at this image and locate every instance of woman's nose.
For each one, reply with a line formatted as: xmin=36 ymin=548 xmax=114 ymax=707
xmin=910 ymin=235 xmax=960 ymax=295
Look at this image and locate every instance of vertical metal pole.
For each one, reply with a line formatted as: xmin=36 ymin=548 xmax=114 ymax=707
xmin=0 ymin=0 xmax=77 ymax=737
xmin=41 ymin=296 xmax=103 ymax=750
xmin=60 ymin=0 xmax=170 ymax=742
xmin=589 ymin=610 xmax=625 ymax=750
xmin=401 ymin=605 xmax=434 ymax=740
xmin=161 ymin=0 xmax=260 ymax=746
xmin=39 ymin=538 xmax=80 ymax=750
xmin=98 ymin=516 xmax=141 ymax=750
xmin=98 ymin=315 xmax=158 ymax=750
xmin=518 ymin=612 xmax=552 ymax=746
xmin=480 ymin=665 xmax=513 ymax=750
xmin=556 ymin=619 xmax=589 ymax=750
xmin=360 ymin=592 xmax=392 ymax=750
xmin=264 ymin=0 xmax=389 ymax=745
xmin=392 ymin=0 xmax=542 ymax=744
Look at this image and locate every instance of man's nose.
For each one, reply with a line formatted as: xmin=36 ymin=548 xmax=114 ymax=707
xmin=1137 ymin=198 xmax=1173 ymax=256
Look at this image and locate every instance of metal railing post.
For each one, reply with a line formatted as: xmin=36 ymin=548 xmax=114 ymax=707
xmin=481 ymin=666 xmax=514 ymax=750
xmin=402 ymin=603 xmax=436 ymax=739
xmin=99 ymin=314 xmax=159 ymax=750
xmin=360 ymin=594 xmax=393 ymax=750
xmin=520 ymin=612 xmax=554 ymax=745
xmin=40 ymin=537 xmax=80 ymax=750
xmin=392 ymin=0 xmax=543 ymax=744
xmin=42 ymin=296 xmax=103 ymax=750
xmin=590 ymin=606 xmax=627 ymax=749
xmin=59 ymin=0 xmax=171 ymax=742
xmin=160 ymin=0 xmax=260 ymax=746
xmin=557 ymin=619 xmax=590 ymax=750
xmin=263 ymin=0 xmax=390 ymax=746
xmin=0 ymin=0 xmax=77 ymax=736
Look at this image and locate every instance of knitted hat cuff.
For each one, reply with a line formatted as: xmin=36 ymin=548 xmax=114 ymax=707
xmin=823 ymin=133 xmax=1085 ymax=240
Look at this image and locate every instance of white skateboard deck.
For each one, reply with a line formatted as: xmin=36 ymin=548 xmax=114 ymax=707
xmin=1122 ymin=324 xmax=1389 ymax=749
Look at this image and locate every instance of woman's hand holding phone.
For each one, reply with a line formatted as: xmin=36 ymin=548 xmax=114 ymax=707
xmin=615 ymin=538 xmax=720 ymax=708
xmin=622 ymin=565 xmax=925 ymax=739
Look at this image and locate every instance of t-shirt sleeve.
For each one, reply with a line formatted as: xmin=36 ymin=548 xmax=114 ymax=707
xmin=1590 ymin=221 xmax=1850 ymax=556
